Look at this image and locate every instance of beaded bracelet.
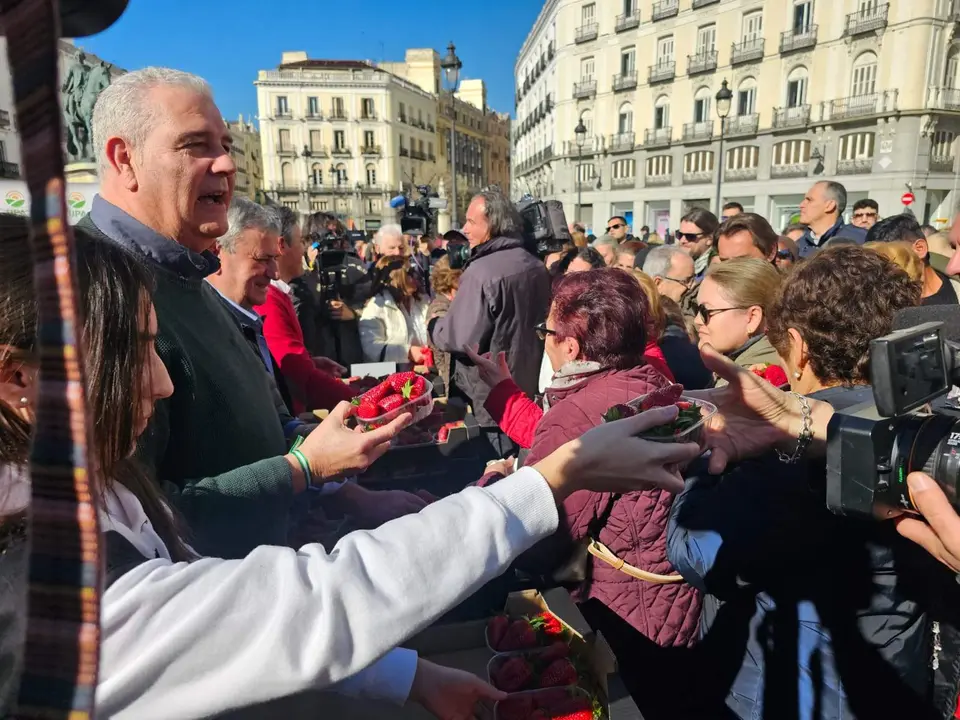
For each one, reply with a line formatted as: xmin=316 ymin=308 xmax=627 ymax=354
xmin=777 ymin=392 xmax=813 ymax=465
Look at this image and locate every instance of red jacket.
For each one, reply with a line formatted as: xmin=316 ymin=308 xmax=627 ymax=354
xmin=255 ymin=284 xmax=354 ymax=414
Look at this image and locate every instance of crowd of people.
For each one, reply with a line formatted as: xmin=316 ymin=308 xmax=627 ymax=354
xmin=7 ymin=63 xmax=960 ymax=720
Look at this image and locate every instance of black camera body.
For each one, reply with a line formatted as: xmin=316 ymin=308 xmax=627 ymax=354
xmin=516 ymin=196 xmax=571 ymax=257
xmin=827 ymin=322 xmax=960 ymax=518
xmin=396 ymin=185 xmax=441 ymax=238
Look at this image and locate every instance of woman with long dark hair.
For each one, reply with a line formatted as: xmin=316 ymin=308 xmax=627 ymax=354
xmin=0 ymin=218 xmax=697 ymax=718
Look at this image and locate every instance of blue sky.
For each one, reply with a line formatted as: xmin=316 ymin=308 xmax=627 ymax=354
xmin=82 ymin=0 xmax=542 ymax=122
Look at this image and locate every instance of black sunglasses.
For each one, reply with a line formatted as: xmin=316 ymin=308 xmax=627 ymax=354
xmin=606 ymin=223 xmax=624 ymax=231
xmin=693 ymin=303 xmax=745 ymax=326
xmin=776 ymin=249 xmax=795 ymax=260
xmin=675 ymin=230 xmax=705 ymax=242
xmin=535 ymin=321 xmax=557 ymax=341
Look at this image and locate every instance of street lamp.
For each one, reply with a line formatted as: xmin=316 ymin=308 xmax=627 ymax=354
xmin=574 ymin=119 xmax=587 ymax=223
xmin=714 ymin=78 xmax=733 ymax=214
xmin=440 ymin=42 xmax=463 ymax=227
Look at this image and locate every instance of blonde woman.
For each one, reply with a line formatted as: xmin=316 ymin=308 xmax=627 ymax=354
xmin=359 ymin=257 xmax=430 ymax=363
xmin=864 ymin=241 xmax=924 ymax=284
xmin=694 ymin=258 xmax=783 ymax=382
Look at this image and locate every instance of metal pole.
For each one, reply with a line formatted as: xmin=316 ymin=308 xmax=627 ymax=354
xmin=576 ymin=145 xmax=582 ymax=222
xmin=450 ymin=95 xmax=458 ymax=228
xmin=715 ymin=117 xmax=725 ymax=214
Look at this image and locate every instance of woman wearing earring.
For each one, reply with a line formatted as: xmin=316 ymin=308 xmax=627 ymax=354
xmin=667 ymin=246 xmax=931 ymax=720
xmin=693 ymin=258 xmax=783 ymax=385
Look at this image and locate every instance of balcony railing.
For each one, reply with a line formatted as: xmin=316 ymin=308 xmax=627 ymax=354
xmin=692 ymin=0 xmax=719 ymax=6
xmin=305 ymin=111 xmax=323 ymax=121
xmin=926 ymin=87 xmax=960 ymax=111
xmin=277 ymin=145 xmax=296 ymax=156
xmin=773 ymin=105 xmax=811 ymax=128
xmin=427 ymin=123 xmax=435 ymax=132
xmin=648 ymin=61 xmax=676 ymax=84
xmin=275 ymin=184 xmax=301 ymax=193
xmin=652 ymin=0 xmax=679 ymax=21
xmin=952 ymin=0 xmax=960 ymax=21
xmin=821 ymin=91 xmax=898 ymax=121
xmin=576 ymin=179 xmax=596 ymax=191
xmin=731 ymin=38 xmax=765 ymax=65
xmin=609 ymin=132 xmax=636 ymax=152
xmin=647 ymin=173 xmax=672 ymax=187
xmin=428 ymin=154 xmax=436 ymax=161
xmin=725 ymin=166 xmax=758 ymax=182
xmin=411 ymin=149 xmax=426 ymax=160
xmin=361 ymin=145 xmax=382 ymax=155
xmin=683 ymin=170 xmax=713 ymax=184
xmin=613 ymin=72 xmax=638 ymax=92
xmin=615 ymin=12 xmax=640 ymax=32
xmin=682 ymin=120 xmax=714 ymax=142
xmin=645 ymin=127 xmax=672 ymax=147
xmin=0 ymin=110 xmax=11 ymax=129
xmin=361 ymin=184 xmax=384 ymax=193
xmin=845 ymin=3 xmax=888 ymax=36
xmin=274 ymin=109 xmax=292 ymax=119
xmin=770 ymin=163 xmax=809 ymax=179
xmin=725 ymin=113 xmax=759 ymax=136
xmin=575 ymin=22 xmax=599 ymax=43
xmin=360 ymin=111 xmax=378 ymax=120
xmin=573 ymin=79 xmax=597 ymax=99
xmin=0 ymin=161 xmax=19 ymax=179
xmin=307 ymin=145 xmax=328 ymax=157
xmin=688 ymin=50 xmax=718 ymax=76
xmin=837 ymin=158 xmax=873 ymax=175
xmin=398 ymin=114 xmax=407 ymax=123
xmin=330 ymin=110 xmax=348 ymax=120
xmin=331 ymin=146 xmax=352 ymax=157
xmin=399 ymin=147 xmax=410 ymax=157
xmin=611 ymin=176 xmax=636 ymax=189
xmin=931 ymin=155 xmax=956 ymax=173
xmin=780 ymin=25 xmax=818 ymax=53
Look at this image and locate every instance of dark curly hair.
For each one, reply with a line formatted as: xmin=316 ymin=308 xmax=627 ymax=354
xmin=767 ymin=245 xmax=921 ymax=385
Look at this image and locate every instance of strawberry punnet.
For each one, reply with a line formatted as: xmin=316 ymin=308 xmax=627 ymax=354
xmin=487 ymin=615 xmax=509 ymax=649
xmin=492 ymin=655 xmax=534 ymax=693
xmin=499 ymin=618 xmax=538 ymax=651
xmin=496 ymin=695 xmax=536 ymax=720
xmin=538 ymin=658 xmax=579 ymax=688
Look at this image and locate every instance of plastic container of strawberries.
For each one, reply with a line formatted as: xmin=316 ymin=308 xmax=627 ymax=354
xmin=494 ymin=685 xmax=599 ymax=720
xmin=486 ymin=646 xmax=578 ymax=693
xmin=605 ymin=394 xmax=718 ymax=445
xmin=357 ymin=378 xmax=435 ymax=431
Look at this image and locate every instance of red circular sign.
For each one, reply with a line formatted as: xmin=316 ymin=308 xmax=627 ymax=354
xmin=901 ymin=192 xmax=915 ymax=206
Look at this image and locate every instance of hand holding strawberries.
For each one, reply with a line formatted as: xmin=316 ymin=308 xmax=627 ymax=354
xmin=408 ymin=658 xmax=505 ymax=720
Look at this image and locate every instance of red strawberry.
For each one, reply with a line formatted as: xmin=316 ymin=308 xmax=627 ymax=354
xmin=389 ymin=371 xmax=418 ymax=393
xmin=763 ymin=365 xmax=789 ymax=387
xmin=639 ymin=383 xmax=684 ymax=410
xmin=550 ymin=708 xmax=593 ymax=720
xmin=496 ymin=695 xmax=536 ymax=720
xmin=675 ymin=401 xmax=693 ymax=410
xmin=536 ymin=612 xmax=564 ymax=637
xmin=487 ymin=615 xmax=509 ymax=649
xmin=601 ymin=403 xmax=636 ymax=422
xmin=538 ymin=658 xmax=578 ymax=688
xmin=378 ymin=393 xmax=406 ymax=413
xmin=352 ymin=396 xmax=381 ymax=420
xmin=402 ymin=375 xmax=428 ymax=400
xmin=421 ymin=348 xmax=435 ymax=368
xmin=500 ymin=618 xmax=538 ymax=650
xmin=360 ymin=379 xmax=393 ymax=404
xmin=539 ymin=640 xmax=570 ymax=664
xmin=437 ymin=426 xmax=450 ymax=443
xmin=493 ymin=656 xmax=533 ymax=692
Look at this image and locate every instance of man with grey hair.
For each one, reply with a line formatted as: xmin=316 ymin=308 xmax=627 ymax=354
xmin=643 ymin=246 xmax=696 ymax=304
xmin=77 ymin=68 xmax=414 ymax=560
xmin=373 ymin=223 xmax=405 ymax=260
xmin=591 ymin=234 xmax=619 ymax=266
xmin=796 ymin=180 xmax=866 ymax=257
xmin=430 ymin=187 xmax=551 ymax=455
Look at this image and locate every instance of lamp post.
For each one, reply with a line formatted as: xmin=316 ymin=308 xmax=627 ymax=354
xmin=440 ymin=42 xmax=462 ymax=227
xmin=574 ymin=119 xmax=586 ymax=223
xmin=714 ymin=78 xmax=733 ymax=214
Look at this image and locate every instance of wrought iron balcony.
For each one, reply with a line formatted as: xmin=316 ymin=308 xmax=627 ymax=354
xmin=277 ymin=145 xmax=296 ymax=157
xmin=652 ymin=0 xmax=679 ymax=21
xmin=273 ymin=109 xmax=292 ymax=119
xmin=0 ymin=161 xmax=19 ymax=179
xmin=411 ymin=149 xmax=427 ymax=160
xmin=725 ymin=167 xmax=758 ymax=182
xmin=725 ymin=113 xmax=759 ymax=137
xmin=575 ymin=22 xmax=599 ymax=43
xmin=361 ymin=145 xmax=381 ymax=155
xmin=648 ymin=61 xmax=676 ymax=84
xmin=609 ymin=132 xmax=636 ymax=152
xmin=770 ymin=163 xmax=809 ymax=179
xmin=682 ymin=121 xmax=714 ymax=142
xmin=360 ymin=111 xmax=378 ymax=121
xmin=731 ymin=38 xmax=765 ymax=65
xmin=683 ymin=170 xmax=713 ymax=185
xmin=824 ymin=93 xmax=879 ymax=121
xmin=780 ymin=25 xmax=818 ymax=53
xmin=330 ymin=110 xmax=348 ymax=120
xmin=688 ymin=50 xmax=718 ymax=76
xmin=837 ymin=158 xmax=873 ymax=175
xmin=645 ymin=127 xmax=672 ymax=148
xmin=0 ymin=110 xmax=11 ymax=129
xmin=773 ymin=105 xmax=811 ymax=128
xmin=931 ymin=155 xmax=956 ymax=173
xmin=615 ymin=12 xmax=640 ymax=32
xmin=308 ymin=145 xmax=328 ymax=157
xmin=613 ymin=72 xmax=638 ymax=92
xmin=845 ymin=3 xmax=888 ymax=36
xmin=275 ymin=184 xmax=302 ymax=193
xmin=926 ymin=87 xmax=960 ymax=111
xmin=692 ymin=0 xmax=719 ymax=7
xmin=361 ymin=184 xmax=383 ymax=193
xmin=646 ymin=173 xmax=672 ymax=187
xmin=399 ymin=147 xmax=410 ymax=157
xmin=573 ymin=79 xmax=597 ymax=99
xmin=611 ymin=176 xmax=636 ymax=189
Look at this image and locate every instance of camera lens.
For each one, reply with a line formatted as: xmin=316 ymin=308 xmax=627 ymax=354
xmin=891 ymin=414 xmax=960 ymax=512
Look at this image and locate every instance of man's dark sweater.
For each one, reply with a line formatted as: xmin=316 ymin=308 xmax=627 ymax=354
xmin=77 ymin=197 xmax=294 ymax=558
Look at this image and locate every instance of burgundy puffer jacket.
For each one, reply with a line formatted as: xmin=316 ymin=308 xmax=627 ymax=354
xmin=523 ymin=365 xmax=702 ymax=647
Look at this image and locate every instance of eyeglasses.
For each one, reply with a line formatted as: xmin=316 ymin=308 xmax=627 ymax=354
xmin=776 ymin=249 xmax=795 ymax=260
xmin=661 ymin=274 xmax=696 ymax=289
xmin=534 ymin=321 xmax=557 ymax=341
xmin=852 ymin=211 xmax=878 ymax=220
xmin=606 ymin=223 xmax=624 ymax=232
xmin=675 ymin=230 xmax=705 ymax=242
xmin=693 ymin=303 xmax=745 ymax=326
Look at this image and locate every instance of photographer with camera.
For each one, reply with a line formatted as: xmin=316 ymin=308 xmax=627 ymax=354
xmin=429 ymin=188 xmax=551 ymax=456
xmin=667 ymin=246 xmax=934 ymax=720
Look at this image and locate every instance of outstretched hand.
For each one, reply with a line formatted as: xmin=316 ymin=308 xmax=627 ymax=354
xmin=409 ymin=659 xmax=505 ymax=720
xmin=463 ymin=345 xmax=513 ymax=390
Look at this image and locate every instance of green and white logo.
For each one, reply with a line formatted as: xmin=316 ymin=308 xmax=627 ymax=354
xmin=68 ymin=191 xmax=86 ymax=210
xmin=4 ymin=191 xmax=24 ymax=208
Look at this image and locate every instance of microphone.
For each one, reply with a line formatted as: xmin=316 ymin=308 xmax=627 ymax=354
xmin=389 ymin=195 xmax=407 ymax=209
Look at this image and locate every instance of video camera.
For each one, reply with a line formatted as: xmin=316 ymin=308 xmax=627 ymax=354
xmin=391 ymin=185 xmax=446 ymax=239
xmin=308 ymin=228 xmax=366 ymax=303
xmin=446 ymin=196 xmax=572 ymax=270
xmin=827 ymin=322 xmax=960 ymax=518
